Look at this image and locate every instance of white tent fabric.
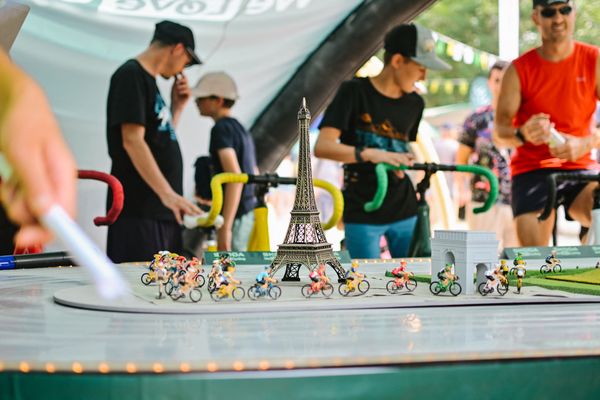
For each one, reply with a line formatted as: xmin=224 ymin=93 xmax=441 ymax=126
xmin=10 ymin=0 xmax=362 ymax=250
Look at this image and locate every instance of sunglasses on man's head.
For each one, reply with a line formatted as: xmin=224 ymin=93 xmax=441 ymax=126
xmin=540 ymin=5 xmax=572 ymax=18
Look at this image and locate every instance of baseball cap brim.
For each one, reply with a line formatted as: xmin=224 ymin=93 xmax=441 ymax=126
xmin=412 ymin=53 xmax=451 ymax=71
xmin=185 ymin=47 xmax=202 ymax=66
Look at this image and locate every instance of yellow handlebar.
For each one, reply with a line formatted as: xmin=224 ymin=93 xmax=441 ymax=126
xmin=193 ymin=172 xmax=343 ymax=230
xmin=313 ymin=178 xmax=344 ymax=230
xmin=199 ymin=173 xmax=249 ymax=228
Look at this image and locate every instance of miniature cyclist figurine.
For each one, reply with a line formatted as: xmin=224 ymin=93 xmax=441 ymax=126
xmin=219 ymin=253 xmax=235 ymax=271
xmin=439 ymin=263 xmax=456 ymax=287
xmin=514 ymin=258 xmax=527 ymax=294
xmin=317 ymin=263 xmax=331 ymax=288
xmin=391 ymin=260 xmax=411 ymax=285
xmin=497 ymin=259 xmax=509 ymax=286
xmin=345 ymin=260 xmax=365 ymax=288
xmin=219 ymin=263 xmax=241 ymax=297
xmin=308 ymin=267 xmax=321 ymax=291
xmin=255 ymin=266 xmax=277 ymax=296
xmin=155 ymin=261 xmax=169 ymax=299
xmin=542 ymin=250 xmax=561 ymax=273
xmin=484 ymin=268 xmax=498 ymax=290
xmin=513 ymin=252 xmax=523 ymax=267
xmin=208 ymin=260 xmax=222 ymax=287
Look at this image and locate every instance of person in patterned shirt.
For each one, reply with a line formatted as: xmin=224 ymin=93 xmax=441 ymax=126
xmin=456 ymin=60 xmax=518 ymax=249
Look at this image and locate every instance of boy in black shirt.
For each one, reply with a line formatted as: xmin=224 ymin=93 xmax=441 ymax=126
xmin=106 ymin=21 xmax=202 ymax=262
xmin=192 ymin=72 xmax=257 ymax=251
xmin=314 ymin=23 xmax=450 ymax=258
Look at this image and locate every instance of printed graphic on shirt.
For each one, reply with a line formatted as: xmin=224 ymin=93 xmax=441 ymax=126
xmin=355 ymin=113 xmax=410 ymax=153
xmin=155 ymin=92 xmax=176 ymax=141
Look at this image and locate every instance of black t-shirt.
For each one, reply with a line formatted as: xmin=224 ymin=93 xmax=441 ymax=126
xmin=319 ymin=77 xmax=422 ymax=224
xmin=106 ymin=59 xmax=183 ymax=221
xmin=209 ymin=117 xmax=257 ymax=217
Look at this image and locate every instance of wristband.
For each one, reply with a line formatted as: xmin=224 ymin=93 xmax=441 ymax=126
xmin=355 ymin=146 xmax=364 ymax=163
xmin=515 ymin=128 xmax=526 ymax=144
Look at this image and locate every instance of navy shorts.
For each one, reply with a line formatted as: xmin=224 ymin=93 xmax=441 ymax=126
xmin=511 ymin=169 xmax=591 ymax=218
xmin=107 ymin=216 xmax=182 ymax=263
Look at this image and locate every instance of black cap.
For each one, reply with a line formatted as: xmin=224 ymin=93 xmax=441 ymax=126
xmin=384 ymin=23 xmax=450 ymax=71
xmin=152 ymin=20 xmax=202 ymax=66
xmin=533 ymin=0 xmax=569 ymax=8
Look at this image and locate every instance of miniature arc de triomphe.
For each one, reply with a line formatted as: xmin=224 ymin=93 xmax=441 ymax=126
xmin=431 ymin=230 xmax=499 ymax=294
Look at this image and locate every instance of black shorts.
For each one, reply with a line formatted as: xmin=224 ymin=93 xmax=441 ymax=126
xmin=107 ymin=216 xmax=182 ymax=263
xmin=511 ymin=169 xmax=592 ymax=218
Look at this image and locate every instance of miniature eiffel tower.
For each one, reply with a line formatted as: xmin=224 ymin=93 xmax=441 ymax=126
xmin=269 ymin=98 xmax=346 ymax=282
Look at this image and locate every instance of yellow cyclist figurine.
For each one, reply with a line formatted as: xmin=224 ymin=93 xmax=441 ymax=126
xmin=344 ymin=260 xmax=365 ymax=291
xmin=496 ymin=259 xmax=509 ymax=286
xmin=513 ymin=254 xmax=527 ymax=294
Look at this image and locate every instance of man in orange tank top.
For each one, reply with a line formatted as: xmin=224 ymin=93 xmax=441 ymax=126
xmin=494 ymin=0 xmax=600 ymax=246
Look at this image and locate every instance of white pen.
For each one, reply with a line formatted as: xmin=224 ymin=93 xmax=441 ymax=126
xmin=0 ymin=154 xmax=129 ymax=299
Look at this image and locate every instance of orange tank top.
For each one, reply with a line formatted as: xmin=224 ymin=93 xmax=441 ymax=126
xmin=511 ymin=41 xmax=599 ymax=176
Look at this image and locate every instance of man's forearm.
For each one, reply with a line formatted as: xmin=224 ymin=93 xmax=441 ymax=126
xmin=493 ymin=122 xmax=522 ymax=148
xmin=314 ymin=139 xmax=357 ymax=163
xmin=124 ymin=139 xmax=174 ymax=199
xmin=222 ymin=183 xmax=243 ymax=228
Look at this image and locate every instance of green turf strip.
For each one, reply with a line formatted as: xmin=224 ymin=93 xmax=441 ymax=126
xmin=545 ymin=268 xmax=600 ymax=286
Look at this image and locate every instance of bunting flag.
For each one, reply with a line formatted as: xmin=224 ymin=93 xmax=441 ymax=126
xmin=432 ymin=31 xmax=498 ymax=71
xmin=425 ymin=78 xmax=471 ymax=95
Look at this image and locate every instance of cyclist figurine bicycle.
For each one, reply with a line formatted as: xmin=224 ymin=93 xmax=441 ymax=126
xmin=171 ymin=264 xmax=198 ymax=301
xmin=430 ymin=263 xmax=461 ymax=296
xmin=387 ymin=260 xmax=416 ymax=294
xmin=302 ymin=264 xmax=334 ymax=298
xmin=255 ymin=266 xmax=277 ymax=296
xmin=391 ymin=261 xmax=411 ymax=285
xmin=309 ymin=264 xmax=329 ymax=291
xmin=217 ymin=263 xmax=241 ymax=298
xmin=308 ymin=268 xmax=321 ymax=290
xmin=439 ymin=263 xmax=456 ymax=287
xmin=541 ymin=250 xmax=562 ymax=273
xmin=339 ymin=261 xmax=369 ymax=295
xmin=478 ymin=265 xmax=509 ymax=296
xmin=345 ymin=261 xmax=364 ymax=289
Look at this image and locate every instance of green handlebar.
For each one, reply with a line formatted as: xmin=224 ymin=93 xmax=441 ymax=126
xmin=363 ymin=163 xmax=499 ymax=214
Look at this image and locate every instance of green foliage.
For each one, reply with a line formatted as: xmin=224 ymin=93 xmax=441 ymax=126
xmin=414 ymin=0 xmax=600 ymax=107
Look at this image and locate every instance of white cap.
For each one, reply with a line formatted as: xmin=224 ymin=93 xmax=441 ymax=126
xmin=191 ymin=71 xmax=239 ymax=100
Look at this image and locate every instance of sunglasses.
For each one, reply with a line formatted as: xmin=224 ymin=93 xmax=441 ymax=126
xmin=540 ymin=5 xmax=572 ymax=18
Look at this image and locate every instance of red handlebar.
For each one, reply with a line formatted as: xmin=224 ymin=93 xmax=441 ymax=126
xmin=77 ymin=170 xmax=123 ymax=226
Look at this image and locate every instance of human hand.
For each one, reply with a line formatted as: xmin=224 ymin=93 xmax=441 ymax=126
xmin=171 ymin=73 xmax=191 ymax=111
xmin=363 ymin=148 xmax=414 ymax=167
xmin=0 ymin=72 xmax=77 ymax=247
xmin=521 ymin=113 xmax=551 ymax=145
xmin=549 ymin=133 xmax=592 ymax=161
xmin=159 ymin=191 xmax=202 ymax=225
xmin=363 ymin=149 xmax=414 ymax=178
